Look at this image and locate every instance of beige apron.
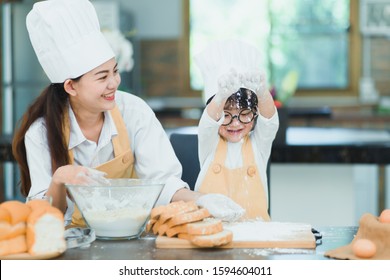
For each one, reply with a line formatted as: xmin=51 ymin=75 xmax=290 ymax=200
xmin=64 ymin=106 xmax=137 ymax=226
xmin=199 ymin=137 xmax=270 ymax=220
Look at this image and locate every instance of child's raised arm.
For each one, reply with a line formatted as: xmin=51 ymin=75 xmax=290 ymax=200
xmin=206 ymin=69 xmax=240 ymax=121
xmin=240 ymin=71 xmax=276 ymax=119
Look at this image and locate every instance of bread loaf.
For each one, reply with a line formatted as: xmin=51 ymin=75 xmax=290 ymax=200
xmin=188 ymin=230 xmax=233 ymax=247
xmin=1 ymin=201 xmax=31 ymax=225
xmin=150 ymin=201 xmax=187 ymax=220
xmin=149 ymin=201 xmax=201 ymax=235
xmin=1 ymin=201 xmax=31 ymax=238
xmin=167 ymin=208 xmax=211 ymax=228
xmin=26 ymin=206 xmax=66 ymax=255
xmin=145 ymin=218 xmax=157 ymax=233
xmin=166 ymin=218 xmax=223 ymax=238
xmin=0 ymin=207 xmax=11 ymax=240
xmin=149 ymin=201 xmax=233 ymax=248
xmin=0 ymin=235 xmax=27 ymax=256
xmin=0 ymin=200 xmax=66 ymax=257
xmin=158 ymin=201 xmax=198 ymax=224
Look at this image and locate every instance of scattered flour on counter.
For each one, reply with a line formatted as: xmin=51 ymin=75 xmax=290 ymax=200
xmin=83 ymin=208 xmax=149 ymax=237
xmin=243 ymin=248 xmax=314 ymax=256
xmin=223 ymin=219 xmax=313 ymax=242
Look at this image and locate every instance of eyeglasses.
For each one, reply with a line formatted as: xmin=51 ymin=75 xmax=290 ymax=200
xmin=222 ymin=109 xmax=257 ymax=126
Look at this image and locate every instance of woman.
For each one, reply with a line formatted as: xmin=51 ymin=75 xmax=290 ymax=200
xmin=194 ymin=40 xmax=279 ymax=220
xmin=12 ymin=0 xmax=243 ymax=226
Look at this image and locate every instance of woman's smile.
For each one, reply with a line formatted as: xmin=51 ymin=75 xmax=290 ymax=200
xmin=102 ymin=92 xmax=115 ymax=101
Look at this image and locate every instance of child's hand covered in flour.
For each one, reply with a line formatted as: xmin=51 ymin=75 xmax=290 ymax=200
xmin=239 ymin=70 xmax=267 ymax=99
xmin=196 ymin=193 xmax=245 ymax=222
xmin=214 ymin=68 xmax=240 ymax=106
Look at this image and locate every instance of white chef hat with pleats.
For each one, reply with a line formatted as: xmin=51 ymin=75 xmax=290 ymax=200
xmin=26 ymin=0 xmax=115 ymax=83
xmin=194 ymin=39 xmax=266 ymax=104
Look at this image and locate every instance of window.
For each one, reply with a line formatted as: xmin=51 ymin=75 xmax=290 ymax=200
xmin=182 ymin=0 xmax=360 ymax=99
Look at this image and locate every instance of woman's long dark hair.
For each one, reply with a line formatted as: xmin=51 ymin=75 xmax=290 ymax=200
xmin=12 ymin=83 xmax=72 ymax=197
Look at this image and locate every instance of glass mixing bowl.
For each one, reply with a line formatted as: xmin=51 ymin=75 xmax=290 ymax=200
xmin=66 ymin=179 xmax=164 ymax=240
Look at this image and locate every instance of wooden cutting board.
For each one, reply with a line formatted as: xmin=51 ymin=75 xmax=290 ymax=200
xmin=156 ymin=221 xmax=316 ymax=249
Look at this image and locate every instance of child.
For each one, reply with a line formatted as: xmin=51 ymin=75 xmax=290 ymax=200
xmin=194 ymin=39 xmax=279 ymax=220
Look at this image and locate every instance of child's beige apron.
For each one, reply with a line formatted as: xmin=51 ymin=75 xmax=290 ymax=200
xmin=64 ymin=106 xmax=136 ymax=226
xmin=199 ymin=136 xmax=270 ymax=220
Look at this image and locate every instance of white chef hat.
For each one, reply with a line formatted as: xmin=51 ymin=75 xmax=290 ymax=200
xmin=194 ymin=39 xmax=265 ymax=104
xmin=26 ymin=0 xmax=115 ymax=83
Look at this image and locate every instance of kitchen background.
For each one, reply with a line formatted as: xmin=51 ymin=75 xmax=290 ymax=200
xmin=1 ymin=0 xmax=390 ymax=227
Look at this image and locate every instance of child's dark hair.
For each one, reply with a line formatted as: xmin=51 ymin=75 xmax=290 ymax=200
xmin=206 ymin=87 xmax=258 ymax=111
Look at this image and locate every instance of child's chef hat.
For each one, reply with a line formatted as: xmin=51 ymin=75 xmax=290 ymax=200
xmin=194 ymin=39 xmax=265 ymax=104
xmin=26 ymin=0 xmax=115 ymax=83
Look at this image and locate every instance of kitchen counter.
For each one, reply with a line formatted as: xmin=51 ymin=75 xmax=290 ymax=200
xmin=56 ymin=226 xmax=357 ymax=260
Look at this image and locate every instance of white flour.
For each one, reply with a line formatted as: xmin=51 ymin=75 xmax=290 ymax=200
xmin=223 ymin=219 xmax=312 ymax=241
xmin=83 ymin=208 xmax=149 ymax=237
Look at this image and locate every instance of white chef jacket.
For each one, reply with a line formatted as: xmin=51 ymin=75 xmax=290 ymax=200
xmin=25 ymin=90 xmax=188 ymax=225
xmin=194 ymin=107 xmax=279 ymax=200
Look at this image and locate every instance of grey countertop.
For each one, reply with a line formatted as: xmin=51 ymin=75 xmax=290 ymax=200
xmin=56 ymin=226 xmax=356 ymax=260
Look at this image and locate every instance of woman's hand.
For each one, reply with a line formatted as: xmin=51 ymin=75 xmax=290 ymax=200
xmin=52 ymin=165 xmax=109 ymax=186
xmin=47 ymin=165 xmax=109 ymax=213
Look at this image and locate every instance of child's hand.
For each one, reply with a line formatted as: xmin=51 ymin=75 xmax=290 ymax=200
xmin=240 ymin=71 xmax=267 ymax=98
xmin=214 ymin=68 xmax=240 ymax=105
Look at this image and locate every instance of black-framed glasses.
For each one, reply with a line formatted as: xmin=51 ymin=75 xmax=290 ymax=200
xmin=222 ymin=109 xmax=257 ymax=126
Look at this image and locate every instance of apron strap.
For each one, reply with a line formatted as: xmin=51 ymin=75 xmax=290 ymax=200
xmin=110 ymin=106 xmax=130 ymax=156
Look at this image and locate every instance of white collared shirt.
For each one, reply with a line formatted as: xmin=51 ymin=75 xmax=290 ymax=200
xmin=25 ymin=90 xmax=187 ymax=224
